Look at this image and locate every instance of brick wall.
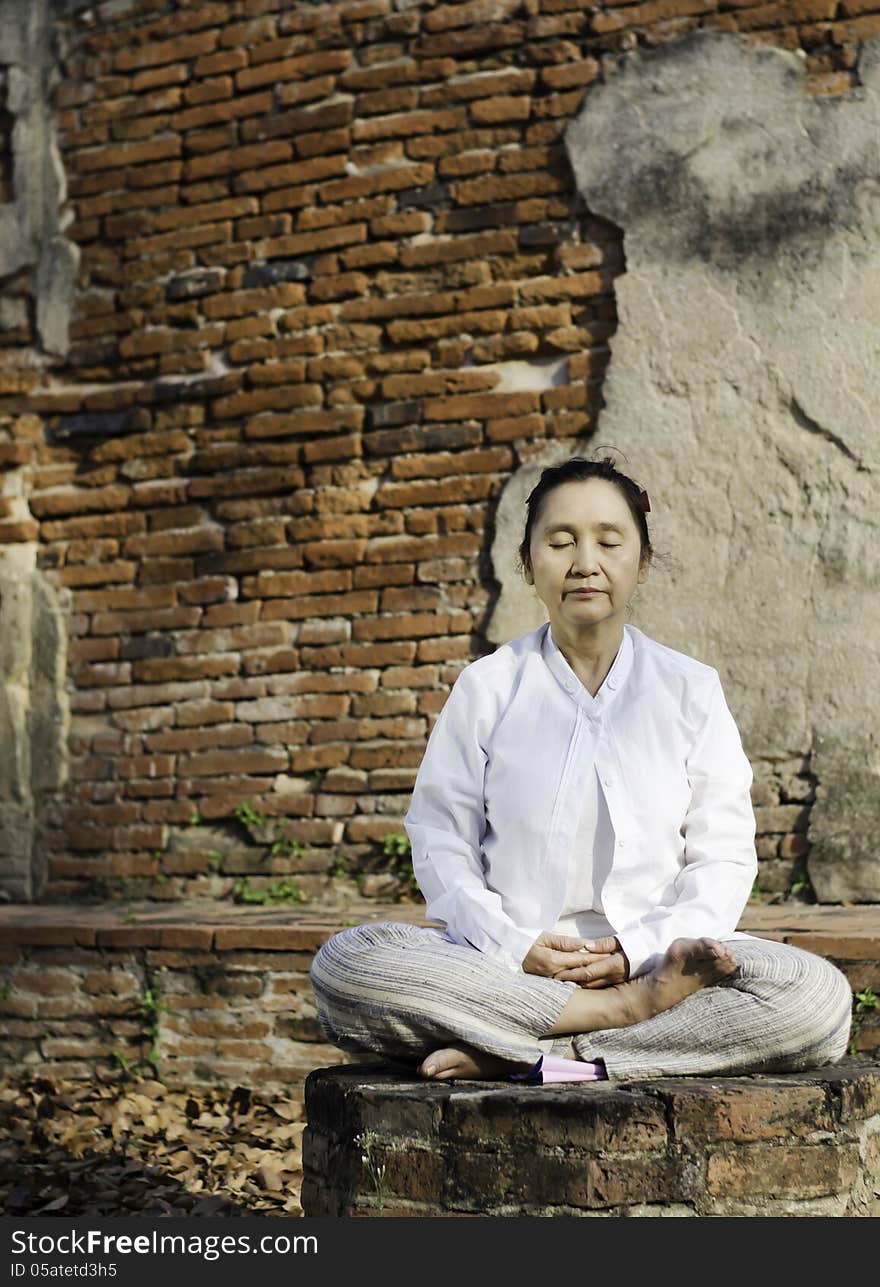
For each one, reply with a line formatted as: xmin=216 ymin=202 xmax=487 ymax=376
xmin=1 ymin=0 xmax=877 ymax=903
xmin=301 ymin=1062 xmax=880 ymax=1215
xmin=1 ymin=910 xmax=877 ymax=1088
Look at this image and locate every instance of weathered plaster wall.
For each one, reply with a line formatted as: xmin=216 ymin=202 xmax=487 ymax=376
xmin=0 ymin=0 xmax=80 ymax=359
xmin=491 ymin=32 xmax=879 ymax=900
xmin=0 ymin=0 xmax=75 ymax=898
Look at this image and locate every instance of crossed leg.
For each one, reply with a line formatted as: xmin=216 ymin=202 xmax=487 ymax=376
xmin=419 ymin=937 xmax=738 ymax=1079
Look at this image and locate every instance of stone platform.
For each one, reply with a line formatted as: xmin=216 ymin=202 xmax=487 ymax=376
xmin=0 ymin=900 xmax=877 ymax=1089
xmin=301 ymin=1059 xmax=880 ymax=1217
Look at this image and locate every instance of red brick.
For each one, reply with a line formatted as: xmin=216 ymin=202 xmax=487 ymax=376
xmin=75 ymin=136 xmax=182 ymax=173
xmin=31 ymin=485 xmax=132 ymax=519
xmin=353 ymin=107 xmax=466 ymax=142
xmin=236 ymin=49 xmax=352 ymax=92
xmin=706 ymin=1144 xmax=860 ymax=1198
xmin=541 ymin=58 xmax=600 ymax=90
xmin=173 ymin=90 xmax=273 ymax=132
xmin=0 ymin=520 xmax=39 ymax=542
xmin=470 ymin=95 xmax=531 ymax=124
xmin=179 ymin=747 xmax=288 ymax=776
xmin=319 ymin=163 xmax=434 ymax=203
xmin=115 ymin=31 xmax=219 ymax=72
xmin=671 ymin=1083 xmax=833 ymax=1142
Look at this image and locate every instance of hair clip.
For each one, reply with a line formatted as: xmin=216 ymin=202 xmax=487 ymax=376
xmin=638 ymin=488 xmax=651 ymax=513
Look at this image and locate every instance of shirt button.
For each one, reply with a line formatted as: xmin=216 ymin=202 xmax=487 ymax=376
xmin=617 ymin=838 xmax=626 ymax=847
xmin=607 ymin=677 xmax=618 ymax=690
xmin=604 ymin=776 xmax=614 ymax=787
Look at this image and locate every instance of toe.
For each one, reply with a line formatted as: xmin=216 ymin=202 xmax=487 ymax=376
xmin=419 ymin=1049 xmax=452 ymax=1078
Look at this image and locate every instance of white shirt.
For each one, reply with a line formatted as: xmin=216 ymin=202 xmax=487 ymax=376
xmin=403 ymin=621 xmax=758 ymax=977
xmin=551 ymin=763 xmax=617 ymax=944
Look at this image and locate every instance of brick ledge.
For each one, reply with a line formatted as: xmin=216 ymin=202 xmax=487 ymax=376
xmin=0 ymin=899 xmax=877 ymax=955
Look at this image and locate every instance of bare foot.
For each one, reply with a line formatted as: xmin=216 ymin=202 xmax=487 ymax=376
xmin=624 ymin=937 xmax=739 ymax=1026
xmin=418 ymin=1044 xmax=530 ymax=1081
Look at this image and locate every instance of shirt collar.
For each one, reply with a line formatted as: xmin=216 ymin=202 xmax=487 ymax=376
xmin=541 ymin=621 xmax=634 ymax=713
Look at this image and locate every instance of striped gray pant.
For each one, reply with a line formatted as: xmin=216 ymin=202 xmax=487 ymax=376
xmin=309 ymin=921 xmax=853 ymax=1079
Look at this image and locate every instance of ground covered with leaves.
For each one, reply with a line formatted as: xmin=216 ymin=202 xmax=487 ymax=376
xmin=0 ymin=1074 xmax=305 ymax=1217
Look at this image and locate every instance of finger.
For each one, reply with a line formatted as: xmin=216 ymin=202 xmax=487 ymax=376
xmin=585 ymin=936 xmax=619 ymax=954
xmin=551 ymin=967 xmax=595 ymax=983
xmin=556 ymin=959 xmax=623 ymax=985
xmin=542 ymin=934 xmax=590 ymax=952
xmin=551 ymin=950 xmax=605 ymax=972
xmin=553 ymin=950 xmax=609 ymax=969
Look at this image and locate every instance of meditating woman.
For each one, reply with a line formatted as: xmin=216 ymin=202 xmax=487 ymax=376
xmin=310 ymin=456 xmax=852 ymax=1085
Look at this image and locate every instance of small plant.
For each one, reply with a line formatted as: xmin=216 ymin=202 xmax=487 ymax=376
xmin=342 ymin=917 xmax=358 ymax=927
xmin=231 ymin=876 xmax=304 ymax=905
xmin=140 ymin=968 xmax=172 ymax=1072
xmin=112 ymin=1048 xmax=132 ymax=1074
xmin=848 ymin=986 xmax=880 ymax=1055
xmin=189 ymin=809 xmax=202 ymax=826
xmin=152 ymin=871 xmax=169 ymax=886
xmin=379 ymin=833 xmax=418 ymax=892
xmin=382 ymin=833 xmax=411 ymax=859
xmin=270 ymin=833 xmax=304 ymax=858
xmin=330 ymin=858 xmax=348 ymax=878
xmin=234 ymin=800 xmax=269 ymax=829
xmin=856 ymin=986 xmax=879 ymax=1014
xmin=355 ymin=1130 xmax=387 ymax=1214
xmin=0 ymin=983 xmax=10 ymax=1001
xmin=397 ymin=860 xmax=419 ymax=892
xmin=207 ymin=851 xmax=223 ymax=872
xmin=787 ymin=858 xmax=815 ymax=901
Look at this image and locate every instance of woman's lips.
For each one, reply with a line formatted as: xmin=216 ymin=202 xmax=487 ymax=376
xmin=567 ymin=588 xmax=602 ymax=596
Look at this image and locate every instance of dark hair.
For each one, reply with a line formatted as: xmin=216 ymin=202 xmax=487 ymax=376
xmin=517 ymin=455 xmax=654 ymax=579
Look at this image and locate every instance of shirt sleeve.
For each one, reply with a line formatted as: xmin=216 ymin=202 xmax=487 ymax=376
xmin=614 ymin=675 xmax=758 ymax=978
xmin=403 ymin=667 xmax=541 ymax=973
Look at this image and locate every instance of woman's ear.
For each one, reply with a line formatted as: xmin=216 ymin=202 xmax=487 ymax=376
xmin=637 ymin=549 xmax=653 ymax=584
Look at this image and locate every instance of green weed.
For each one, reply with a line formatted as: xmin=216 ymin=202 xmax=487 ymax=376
xmin=139 ymin=968 xmax=172 ymax=1072
xmin=355 ymin=1130 xmax=387 ymax=1214
xmin=270 ymin=833 xmax=304 ymax=858
xmin=381 ymin=833 xmax=411 ymax=859
xmin=849 ymin=986 xmax=879 ymax=1055
xmin=231 ymin=877 xmax=303 ymax=906
xmin=112 ymin=1049 xmax=133 ymax=1074
xmin=234 ymin=801 xmax=269 ymax=829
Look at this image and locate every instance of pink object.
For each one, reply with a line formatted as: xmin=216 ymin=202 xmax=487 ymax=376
xmin=540 ymin=1054 xmax=606 ymax=1082
xmin=509 ymin=1053 xmax=607 ymax=1085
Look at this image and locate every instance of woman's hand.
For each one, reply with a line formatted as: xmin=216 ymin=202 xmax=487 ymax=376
xmin=522 ymin=932 xmax=629 ymax=988
xmin=552 ymin=935 xmax=630 ymax=988
xmin=521 ymin=931 xmax=595 ymax=979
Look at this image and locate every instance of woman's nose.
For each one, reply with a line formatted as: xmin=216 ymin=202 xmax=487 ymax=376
xmin=570 ymin=542 xmax=600 ymax=573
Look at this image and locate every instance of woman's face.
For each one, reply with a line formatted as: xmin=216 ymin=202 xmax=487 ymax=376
xmin=525 ymin=478 xmax=650 ymax=636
